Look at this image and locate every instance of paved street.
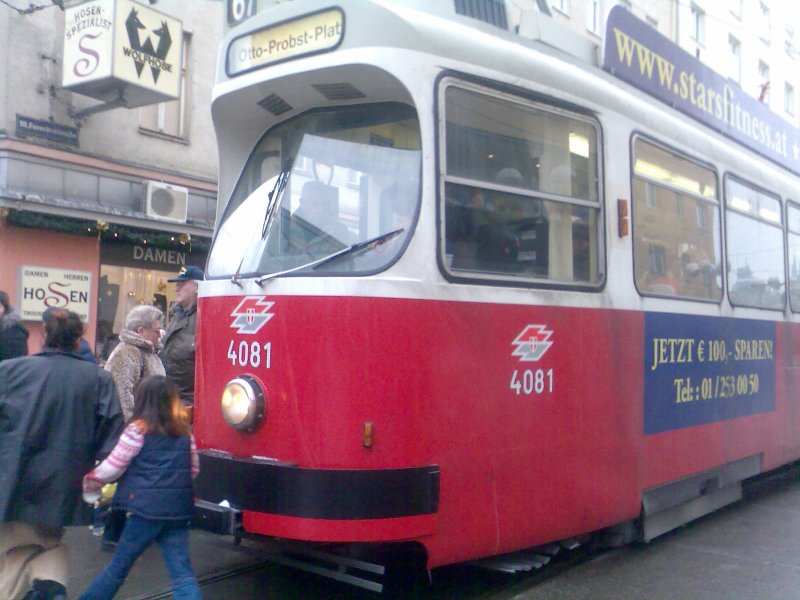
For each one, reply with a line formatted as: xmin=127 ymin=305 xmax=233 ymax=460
xmin=62 ymin=467 xmax=800 ymax=599
xmin=513 ymin=470 xmax=800 ymax=600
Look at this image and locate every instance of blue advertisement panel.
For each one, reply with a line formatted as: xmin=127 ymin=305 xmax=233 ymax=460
xmin=644 ymin=313 xmax=775 ymax=435
xmin=603 ymin=5 xmax=800 ymax=177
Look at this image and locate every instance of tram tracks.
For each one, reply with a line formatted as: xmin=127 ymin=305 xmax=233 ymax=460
xmin=123 ymin=558 xmax=273 ymax=600
xmin=122 ymin=543 xmax=590 ymax=600
xmin=123 ymin=464 xmax=800 ymax=599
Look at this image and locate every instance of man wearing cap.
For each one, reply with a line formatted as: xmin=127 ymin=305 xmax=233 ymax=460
xmin=159 ymin=266 xmax=202 ymax=407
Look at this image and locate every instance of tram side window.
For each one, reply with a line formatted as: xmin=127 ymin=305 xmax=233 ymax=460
xmin=632 ymin=139 xmax=722 ymax=301
xmin=725 ymin=178 xmax=785 ymax=309
xmin=441 ymin=83 xmax=602 ymax=285
xmin=788 ymin=203 xmax=800 ymax=312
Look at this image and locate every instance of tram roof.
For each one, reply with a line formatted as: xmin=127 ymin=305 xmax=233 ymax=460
xmin=213 ymin=0 xmax=800 ymax=192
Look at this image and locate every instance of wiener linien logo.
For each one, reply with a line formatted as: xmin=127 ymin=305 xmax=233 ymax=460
xmin=511 ymin=324 xmax=554 ymax=362
xmin=230 ymin=296 xmax=275 ymax=334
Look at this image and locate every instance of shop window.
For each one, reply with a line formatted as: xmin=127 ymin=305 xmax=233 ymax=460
xmin=97 ymin=265 xmax=178 ymax=359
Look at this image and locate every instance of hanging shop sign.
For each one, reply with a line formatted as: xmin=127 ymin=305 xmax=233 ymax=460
xmin=62 ymin=0 xmax=183 ymax=108
xmin=19 ymin=266 xmax=92 ymax=322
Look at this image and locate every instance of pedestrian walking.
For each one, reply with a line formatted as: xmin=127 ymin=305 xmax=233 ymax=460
xmin=0 ymin=290 xmax=29 ymax=362
xmin=104 ymin=305 xmax=166 ymax=422
xmin=160 ymin=266 xmax=202 ymax=409
xmin=0 ymin=308 xmax=123 ymax=600
xmin=78 ymin=375 xmax=201 ymax=600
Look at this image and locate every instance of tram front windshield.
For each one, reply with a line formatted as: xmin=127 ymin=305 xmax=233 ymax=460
xmin=208 ymin=103 xmax=421 ymax=279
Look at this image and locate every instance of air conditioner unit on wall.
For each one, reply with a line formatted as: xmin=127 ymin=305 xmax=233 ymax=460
xmin=145 ymin=181 xmax=189 ymax=224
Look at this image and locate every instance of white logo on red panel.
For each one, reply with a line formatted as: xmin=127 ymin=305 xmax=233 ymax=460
xmin=512 ymin=325 xmax=553 ymax=362
xmin=230 ymin=296 xmax=274 ymax=334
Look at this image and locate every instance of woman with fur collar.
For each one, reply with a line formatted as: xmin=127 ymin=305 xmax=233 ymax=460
xmin=104 ymin=305 xmax=166 ymax=421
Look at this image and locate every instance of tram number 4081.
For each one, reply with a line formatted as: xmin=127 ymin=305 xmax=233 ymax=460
xmin=510 ymin=369 xmax=554 ymax=396
xmin=227 ymin=340 xmax=271 ymax=369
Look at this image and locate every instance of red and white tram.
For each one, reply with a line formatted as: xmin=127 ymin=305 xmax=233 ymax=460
xmin=193 ymin=0 xmax=800 ymax=589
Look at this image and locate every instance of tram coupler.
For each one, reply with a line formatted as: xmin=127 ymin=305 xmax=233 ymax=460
xmin=192 ymin=499 xmax=243 ymax=541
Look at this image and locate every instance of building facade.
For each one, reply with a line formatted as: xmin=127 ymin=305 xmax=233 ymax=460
xmin=675 ymin=0 xmax=798 ymax=126
xmin=510 ymin=0 xmax=799 ymax=127
xmin=0 ymin=0 xmax=222 ymax=356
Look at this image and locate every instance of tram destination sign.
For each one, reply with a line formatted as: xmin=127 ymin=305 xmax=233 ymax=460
xmin=603 ymin=6 xmax=800 ymax=177
xmin=227 ymin=7 xmax=344 ymax=77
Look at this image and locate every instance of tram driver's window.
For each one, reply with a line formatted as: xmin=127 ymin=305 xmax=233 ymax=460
xmin=631 ymin=139 xmax=722 ymax=301
xmin=725 ymin=178 xmax=785 ymax=309
xmin=441 ymin=83 xmax=602 ymax=285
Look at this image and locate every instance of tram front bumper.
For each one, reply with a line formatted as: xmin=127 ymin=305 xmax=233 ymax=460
xmin=193 ymin=449 xmax=440 ymax=522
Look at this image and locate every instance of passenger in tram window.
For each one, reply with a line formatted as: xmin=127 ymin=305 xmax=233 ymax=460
xmin=572 ymin=215 xmax=592 ymax=282
xmin=492 ymin=167 xmax=526 ymax=218
xmin=447 ymin=185 xmax=489 ymax=270
xmin=293 ymin=180 xmax=352 ymax=247
xmin=679 ymin=247 xmax=719 ymax=300
xmin=382 ymin=180 xmax=417 ymax=233
xmin=0 ymin=290 xmax=29 ymax=362
xmin=641 ymin=244 xmax=680 ymax=295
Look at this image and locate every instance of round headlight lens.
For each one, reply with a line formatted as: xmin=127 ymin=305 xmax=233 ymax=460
xmin=220 ymin=376 xmax=265 ymax=432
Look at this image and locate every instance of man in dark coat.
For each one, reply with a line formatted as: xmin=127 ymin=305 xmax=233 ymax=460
xmin=159 ymin=265 xmax=202 ymax=406
xmin=0 ymin=291 xmax=29 ymax=362
xmin=0 ymin=309 xmax=123 ymax=600
xmin=42 ymin=307 xmax=96 ymax=364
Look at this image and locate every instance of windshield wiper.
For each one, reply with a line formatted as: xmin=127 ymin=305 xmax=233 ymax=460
xmin=231 ymin=160 xmax=293 ymax=287
xmin=261 ymin=159 xmax=293 ymax=239
xmin=312 ymin=228 xmax=404 ymax=270
xmin=254 ymin=228 xmax=404 ymax=286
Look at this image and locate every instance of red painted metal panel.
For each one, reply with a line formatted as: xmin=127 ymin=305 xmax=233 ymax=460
xmin=195 ymin=295 xmax=645 ymax=566
xmin=194 ymin=293 xmax=800 ymax=567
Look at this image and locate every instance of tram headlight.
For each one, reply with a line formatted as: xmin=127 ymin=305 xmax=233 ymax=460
xmin=220 ymin=376 xmax=265 ymax=432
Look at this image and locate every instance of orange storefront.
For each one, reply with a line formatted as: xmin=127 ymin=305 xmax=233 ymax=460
xmin=0 ymin=140 xmax=214 ymax=357
xmin=0 ymin=222 xmax=99 ymax=354
xmin=0 ymin=212 xmax=208 ymax=357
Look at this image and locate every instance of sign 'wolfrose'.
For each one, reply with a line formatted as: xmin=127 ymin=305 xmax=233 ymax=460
xmin=603 ymin=5 xmax=800 ymax=177
xmin=62 ymin=0 xmax=183 ymax=108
